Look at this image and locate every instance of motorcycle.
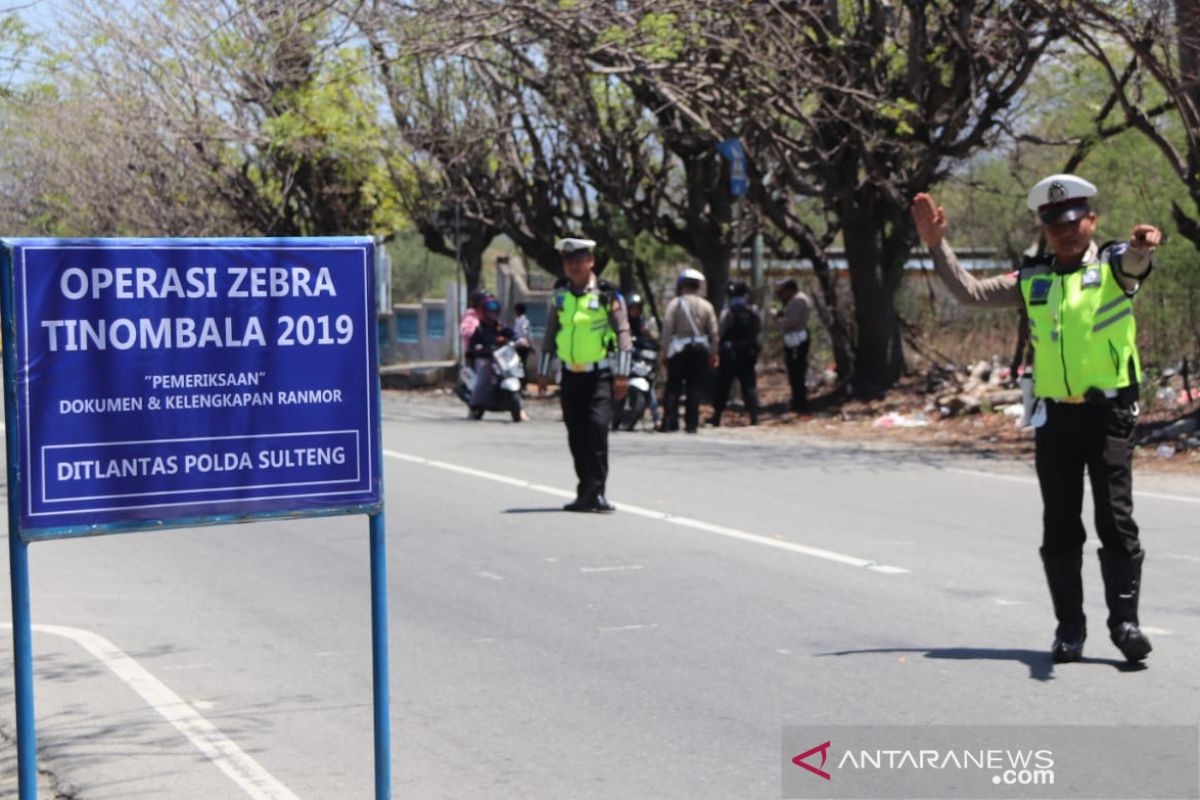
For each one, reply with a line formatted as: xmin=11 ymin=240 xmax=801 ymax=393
xmin=455 ymin=342 xmax=526 ymax=422
xmin=615 ymin=341 xmax=660 ymax=431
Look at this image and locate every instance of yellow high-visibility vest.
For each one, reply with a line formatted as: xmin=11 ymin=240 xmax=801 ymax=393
xmin=1020 ymin=245 xmax=1142 ymax=399
xmin=554 ymin=284 xmax=616 ymax=364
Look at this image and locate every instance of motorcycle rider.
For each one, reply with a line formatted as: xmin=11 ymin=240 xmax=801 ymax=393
xmin=467 ymin=297 xmax=525 ymax=420
xmin=460 ymin=289 xmax=491 ymax=362
xmin=613 ymin=293 xmax=661 ymax=430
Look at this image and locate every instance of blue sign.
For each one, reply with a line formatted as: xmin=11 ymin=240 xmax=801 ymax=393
xmin=1 ymin=238 xmax=382 ymax=539
xmin=715 ymin=139 xmax=749 ymax=198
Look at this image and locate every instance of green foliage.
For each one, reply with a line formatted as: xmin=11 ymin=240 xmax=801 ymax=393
xmin=875 ymin=98 xmax=919 ymax=137
xmin=260 ymin=46 xmax=403 ymax=233
xmin=388 ymin=229 xmax=459 ymax=303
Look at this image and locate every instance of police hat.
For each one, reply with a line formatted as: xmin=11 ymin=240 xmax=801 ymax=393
xmin=556 ymin=237 xmax=597 ymax=256
xmin=1026 ymin=174 xmax=1097 ymax=224
xmin=678 ymin=267 xmax=706 ymax=283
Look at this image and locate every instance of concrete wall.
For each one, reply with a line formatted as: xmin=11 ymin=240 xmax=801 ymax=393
xmin=378 ymin=284 xmax=459 ymax=365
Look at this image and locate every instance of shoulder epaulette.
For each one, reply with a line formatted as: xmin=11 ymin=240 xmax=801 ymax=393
xmin=596 ymin=279 xmax=617 ymax=306
xmin=1098 ymin=240 xmax=1124 ymax=261
xmin=1019 ymin=252 xmax=1053 ymax=275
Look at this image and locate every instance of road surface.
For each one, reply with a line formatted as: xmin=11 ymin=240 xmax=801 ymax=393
xmin=3 ymin=392 xmax=1199 ymax=798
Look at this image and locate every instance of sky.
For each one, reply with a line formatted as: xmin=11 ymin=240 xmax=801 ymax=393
xmin=7 ymin=0 xmax=60 ymax=33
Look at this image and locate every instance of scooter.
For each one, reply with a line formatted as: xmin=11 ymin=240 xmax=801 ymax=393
xmin=455 ymin=342 xmax=525 ymax=422
xmin=615 ymin=342 xmax=660 ymax=431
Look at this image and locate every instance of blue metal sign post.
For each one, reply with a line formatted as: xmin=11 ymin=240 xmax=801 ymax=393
xmin=1 ymin=238 xmax=390 ymax=798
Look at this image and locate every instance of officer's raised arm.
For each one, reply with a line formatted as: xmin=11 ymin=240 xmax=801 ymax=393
xmin=1112 ymin=223 xmax=1163 ymax=291
xmin=910 ymin=192 xmax=1022 ymax=309
xmin=911 ymin=192 xmax=948 ymax=248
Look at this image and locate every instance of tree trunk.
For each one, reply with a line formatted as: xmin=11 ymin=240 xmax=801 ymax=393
xmin=699 ymin=243 xmax=733 ymax=310
xmin=842 ymin=212 xmax=904 ymax=397
xmin=807 ymin=251 xmax=855 ymax=382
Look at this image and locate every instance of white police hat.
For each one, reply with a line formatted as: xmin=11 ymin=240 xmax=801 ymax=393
xmin=1026 ymin=174 xmax=1097 ymax=224
xmin=678 ymin=267 xmax=706 ymax=283
xmin=556 ymin=237 xmax=596 ymax=255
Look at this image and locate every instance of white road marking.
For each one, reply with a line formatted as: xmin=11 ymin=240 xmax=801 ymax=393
xmin=992 ymin=598 xmax=1024 ymax=606
xmin=5 ymin=623 xmax=300 ymax=800
xmin=477 ymin=571 xmax=504 ymax=581
xmin=1141 ymin=626 xmax=1173 ymax=635
xmin=579 ymin=565 xmax=645 ymax=573
xmin=1160 ymin=553 xmax=1200 ymax=563
xmin=598 ymin=623 xmax=659 ymax=633
xmin=386 ymin=450 xmax=909 ymax=574
xmin=943 ymin=467 xmax=1200 ymax=505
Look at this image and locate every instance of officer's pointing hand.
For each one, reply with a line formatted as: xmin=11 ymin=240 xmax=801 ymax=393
xmin=1130 ymin=224 xmax=1162 ymax=250
xmin=911 ymin=193 xmax=948 ymax=248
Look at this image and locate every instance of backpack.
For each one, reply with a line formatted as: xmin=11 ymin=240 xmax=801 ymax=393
xmin=724 ymin=303 xmax=759 ymax=353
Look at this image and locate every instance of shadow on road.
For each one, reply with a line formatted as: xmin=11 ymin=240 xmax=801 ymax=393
xmin=817 ymin=647 xmax=1143 ymax=682
xmin=502 ymin=507 xmax=567 ymax=514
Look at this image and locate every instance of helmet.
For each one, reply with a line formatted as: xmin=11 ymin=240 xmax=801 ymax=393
xmin=679 ymin=268 xmax=706 ymax=284
xmin=627 ymin=293 xmax=643 ymax=308
xmin=728 ymin=280 xmax=750 ymax=298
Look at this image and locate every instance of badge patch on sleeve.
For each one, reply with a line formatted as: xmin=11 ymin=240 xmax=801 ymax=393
xmin=1082 ymin=267 xmax=1102 ymax=288
xmin=1028 ymin=278 xmax=1053 ymax=305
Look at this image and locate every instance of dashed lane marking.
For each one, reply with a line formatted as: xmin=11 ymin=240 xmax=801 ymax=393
xmin=385 ymin=450 xmax=909 ymax=575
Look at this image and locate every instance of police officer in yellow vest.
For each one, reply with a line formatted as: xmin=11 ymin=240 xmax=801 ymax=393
xmin=538 ymin=238 xmax=633 ymax=512
xmin=911 ymin=175 xmax=1163 ymax=664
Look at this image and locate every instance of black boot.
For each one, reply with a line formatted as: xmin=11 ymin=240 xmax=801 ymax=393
xmin=1098 ymin=548 xmax=1152 ymax=662
xmin=1041 ymin=547 xmax=1087 ymax=663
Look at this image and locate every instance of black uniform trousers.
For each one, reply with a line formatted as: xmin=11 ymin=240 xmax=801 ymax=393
xmin=663 ymin=344 xmax=709 ymax=433
xmin=560 ymin=368 xmax=613 ymax=503
xmin=1036 ymin=400 xmax=1140 ymax=557
xmin=712 ymin=346 xmax=759 ymax=423
xmin=1035 ymin=399 xmax=1142 ymax=636
xmin=784 ymin=339 xmax=810 ymax=412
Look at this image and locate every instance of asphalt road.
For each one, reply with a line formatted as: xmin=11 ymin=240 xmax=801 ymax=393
xmin=3 ymin=391 xmax=1200 ymax=799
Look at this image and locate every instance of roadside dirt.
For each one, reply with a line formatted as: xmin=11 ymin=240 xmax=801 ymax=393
xmin=716 ymin=368 xmax=1200 ymax=478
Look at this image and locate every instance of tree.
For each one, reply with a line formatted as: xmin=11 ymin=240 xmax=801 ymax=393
xmin=56 ymin=0 xmax=398 ymax=236
xmin=1042 ymin=1 xmax=1200 ymax=247
xmin=454 ymin=1 xmax=1059 ymax=394
xmin=684 ymin=1 xmax=1062 ymax=395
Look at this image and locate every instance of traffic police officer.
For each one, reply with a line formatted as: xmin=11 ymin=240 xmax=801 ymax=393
xmin=539 ymin=238 xmax=633 ymax=512
xmin=911 ymin=175 xmax=1162 ymax=664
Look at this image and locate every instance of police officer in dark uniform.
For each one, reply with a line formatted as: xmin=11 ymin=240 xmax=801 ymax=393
xmin=912 ymin=175 xmax=1163 ymax=664
xmin=709 ymin=280 xmax=762 ymax=426
xmin=538 ymin=238 xmax=633 ymax=512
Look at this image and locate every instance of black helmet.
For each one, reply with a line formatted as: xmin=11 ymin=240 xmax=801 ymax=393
xmin=728 ymin=280 xmax=750 ymax=298
xmin=627 ymin=293 xmax=643 ymax=307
